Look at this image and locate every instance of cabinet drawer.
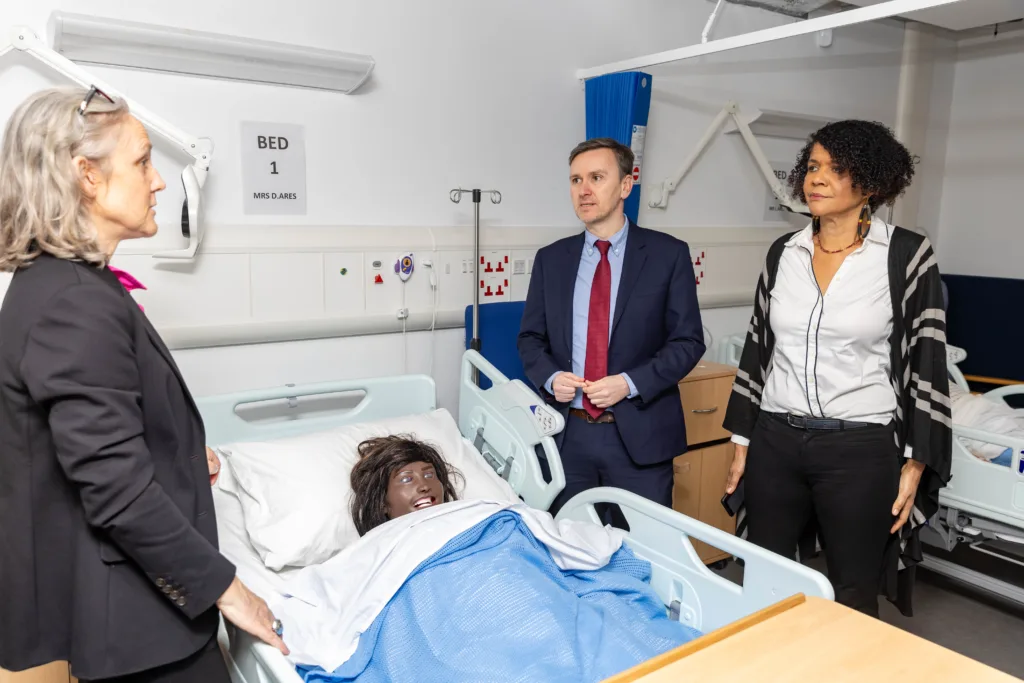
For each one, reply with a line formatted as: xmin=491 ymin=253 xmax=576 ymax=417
xmin=678 ymin=373 xmax=734 ymax=447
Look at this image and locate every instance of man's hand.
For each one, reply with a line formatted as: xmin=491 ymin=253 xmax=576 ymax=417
xmin=890 ymin=460 xmax=926 ymax=534
xmin=582 ymin=375 xmax=630 ymax=409
xmin=551 ymin=372 xmax=586 ymax=403
xmin=217 ymin=577 xmax=290 ymax=655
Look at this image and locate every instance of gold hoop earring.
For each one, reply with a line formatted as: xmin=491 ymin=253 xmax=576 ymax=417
xmin=858 ymin=204 xmax=871 ymax=237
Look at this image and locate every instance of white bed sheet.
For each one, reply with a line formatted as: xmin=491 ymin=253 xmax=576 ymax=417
xmin=212 ymin=482 xmax=295 ymax=602
xmin=950 ymin=384 xmax=1024 ymax=464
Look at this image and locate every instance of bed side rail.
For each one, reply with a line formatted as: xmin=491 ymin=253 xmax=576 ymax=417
xmin=954 ymin=425 xmax=1024 ymax=456
xmin=718 ymin=333 xmax=745 ymax=367
xmin=556 ymin=487 xmax=834 ymax=634
xmin=457 ymin=350 xmax=566 ymax=511
xmin=219 ymin=620 xmax=303 ymax=683
xmin=947 ymin=425 xmax=1024 ymax=527
xmin=953 ymin=388 xmax=1024 ymax=478
xmin=947 ymin=344 xmax=970 ymax=391
xmin=197 ymin=374 xmax=436 ymax=446
xmin=985 ymin=384 xmax=1024 ymax=402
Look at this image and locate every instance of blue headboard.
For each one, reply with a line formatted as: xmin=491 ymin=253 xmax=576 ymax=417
xmin=465 ymin=301 xmax=531 ymax=391
xmin=942 ymin=273 xmax=1024 ymax=385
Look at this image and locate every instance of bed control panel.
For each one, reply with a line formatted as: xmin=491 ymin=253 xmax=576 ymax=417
xmin=530 ymin=403 xmax=561 ymax=437
xmin=487 ymin=380 xmax=565 ymax=440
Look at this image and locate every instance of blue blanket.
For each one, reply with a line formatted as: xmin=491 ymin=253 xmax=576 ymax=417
xmin=297 ymin=511 xmax=702 ymax=683
xmin=992 ymin=447 xmax=1013 ymax=467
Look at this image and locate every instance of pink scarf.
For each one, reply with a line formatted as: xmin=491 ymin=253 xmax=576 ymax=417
xmin=108 ymin=265 xmax=146 ymax=311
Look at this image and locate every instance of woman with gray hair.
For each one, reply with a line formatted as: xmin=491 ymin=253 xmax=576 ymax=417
xmin=0 ymin=87 xmax=287 ymax=681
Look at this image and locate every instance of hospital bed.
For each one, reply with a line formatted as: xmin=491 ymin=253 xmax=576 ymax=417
xmin=718 ymin=334 xmax=1024 ymax=606
xmin=199 ymin=349 xmax=834 ymax=683
xmin=921 ymin=345 xmax=1024 ymax=605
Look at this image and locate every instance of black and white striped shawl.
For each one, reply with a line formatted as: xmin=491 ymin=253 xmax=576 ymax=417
xmin=723 ymin=225 xmax=952 ymax=617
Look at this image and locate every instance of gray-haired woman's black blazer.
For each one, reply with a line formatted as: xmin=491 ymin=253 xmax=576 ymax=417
xmin=0 ymin=253 xmax=235 ymax=680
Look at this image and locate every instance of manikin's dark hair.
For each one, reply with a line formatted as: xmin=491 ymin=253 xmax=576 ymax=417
xmin=349 ymin=435 xmax=463 ymax=536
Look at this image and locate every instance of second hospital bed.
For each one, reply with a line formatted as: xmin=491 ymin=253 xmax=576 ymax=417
xmin=921 ymin=345 xmax=1024 ymax=605
xmin=200 ymin=349 xmax=834 ymax=683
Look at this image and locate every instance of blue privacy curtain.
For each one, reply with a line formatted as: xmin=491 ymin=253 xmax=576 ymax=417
xmin=584 ymin=72 xmax=653 ymax=223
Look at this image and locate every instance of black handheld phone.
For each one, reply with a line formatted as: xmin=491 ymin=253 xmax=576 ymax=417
xmin=721 ymin=477 xmax=745 ymax=517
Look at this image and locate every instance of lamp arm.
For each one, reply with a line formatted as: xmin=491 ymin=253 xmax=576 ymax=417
xmin=727 ymin=106 xmax=809 ymax=216
xmin=4 ymin=25 xmax=211 ymax=259
xmin=647 ymin=101 xmax=809 ymax=216
xmin=647 ymin=102 xmax=734 ymax=210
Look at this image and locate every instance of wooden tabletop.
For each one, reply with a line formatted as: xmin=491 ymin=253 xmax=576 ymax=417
xmin=0 ymin=662 xmax=73 ymax=683
xmin=628 ymin=596 xmax=1021 ymax=682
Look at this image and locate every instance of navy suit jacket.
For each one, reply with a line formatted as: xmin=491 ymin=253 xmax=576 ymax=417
xmin=518 ymin=222 xmax=706 ymax=466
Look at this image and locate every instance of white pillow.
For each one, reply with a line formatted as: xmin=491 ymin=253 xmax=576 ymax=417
xmin=215 ymin=409 xmax=520 ymax=571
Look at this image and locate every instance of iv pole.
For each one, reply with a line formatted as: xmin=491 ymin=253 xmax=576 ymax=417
xmin=450 ymin=187 xmax=501 ymax=384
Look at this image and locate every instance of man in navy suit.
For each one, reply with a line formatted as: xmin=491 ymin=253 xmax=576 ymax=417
xmin=518 ymin=137 xmax=706 ymax=524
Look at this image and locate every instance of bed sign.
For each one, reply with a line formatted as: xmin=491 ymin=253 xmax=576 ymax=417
xmin=764 ymin=160 xmax=795 ymax=223
xmin=240 ymin=121 xmax=307 ymax=216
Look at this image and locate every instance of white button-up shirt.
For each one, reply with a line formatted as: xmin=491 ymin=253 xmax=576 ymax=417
xmin=733 ymin=218 xmax=903 ymax=451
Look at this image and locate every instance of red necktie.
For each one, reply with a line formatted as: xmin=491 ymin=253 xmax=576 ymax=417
xmin=583 ymin=240 xmax=611 ymax=419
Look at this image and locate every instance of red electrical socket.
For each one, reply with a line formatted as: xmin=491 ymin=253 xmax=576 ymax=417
xmin=691 ymin=248 xmax=706 ymax=287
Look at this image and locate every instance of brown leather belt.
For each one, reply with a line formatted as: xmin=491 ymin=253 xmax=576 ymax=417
xmin=569 ymin=408 xmax=615 ymax=424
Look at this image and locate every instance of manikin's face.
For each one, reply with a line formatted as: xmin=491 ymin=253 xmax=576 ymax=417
xmin=569 ymin=148 xmax=632 ymax=227
xmin=385 ymin=461 xmax=444 ymax=519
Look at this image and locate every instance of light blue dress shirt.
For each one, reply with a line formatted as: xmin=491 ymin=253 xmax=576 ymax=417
xmin=545 ymin=218 xmax=639 ymax=410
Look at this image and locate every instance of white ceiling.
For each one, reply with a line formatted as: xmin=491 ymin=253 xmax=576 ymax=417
xmin=843 ymin=0 xmax=1024 ymax=31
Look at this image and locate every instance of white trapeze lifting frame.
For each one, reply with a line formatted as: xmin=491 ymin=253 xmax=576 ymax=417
xmin=576 ymin=0 xmax=964 ymax=81
xmin=577 ymin=0 xmax=963 ymax=216
xmin=1 ymin=25 xmax=210 ymax=260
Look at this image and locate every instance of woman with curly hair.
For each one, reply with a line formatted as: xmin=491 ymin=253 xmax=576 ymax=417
xmin=722 ymin=120 xmax=951 ymax=618
xmin=349 ymin=435 xmax=464 ymax=536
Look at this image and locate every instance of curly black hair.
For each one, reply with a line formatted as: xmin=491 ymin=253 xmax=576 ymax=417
xmin=349 ymin=434 xmax=463 ymax=536
xmin=788 ymin=120 xmax=917 ymax=214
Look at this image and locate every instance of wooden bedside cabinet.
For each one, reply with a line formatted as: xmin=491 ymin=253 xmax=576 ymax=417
xmin=672 ymin=360 xmax=738 ymax=565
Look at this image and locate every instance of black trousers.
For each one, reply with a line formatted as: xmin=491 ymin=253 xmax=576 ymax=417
xmin=745 ymin=412 xmax=901 ymax=617
xmin=79 ymin=635 xmax=231 ymax=683
xmin=547 ymin=413 xmax=673 ymax=529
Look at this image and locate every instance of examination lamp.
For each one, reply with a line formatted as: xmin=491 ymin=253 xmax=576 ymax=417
xmin=2 ymin=24 xmax=211 ymax=260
